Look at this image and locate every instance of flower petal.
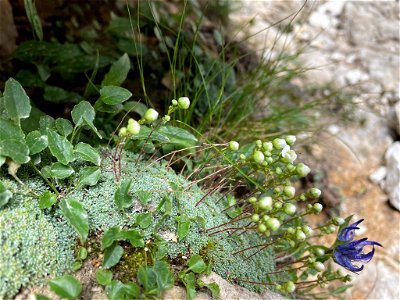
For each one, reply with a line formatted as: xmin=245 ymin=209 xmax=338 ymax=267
xmin=333 ymin=250 xmax=364 ymax=273
xmin=338 ymin=219 xmax=364 ymax=241
xmin=354 ymin=239 xmax=383 ymax=250
xmin=352 ymin=247 xmax=376 ymax=263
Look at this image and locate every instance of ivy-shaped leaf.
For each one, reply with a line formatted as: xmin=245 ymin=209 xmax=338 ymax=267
xmin=48 ymin=275 xmax=82 ymax=300
xmin=55 ymin=118 xmax=73 ymax=137
xmin=0 ymin=119 xmax=30 ymax=164
xmin=181 ymin=272 xmax=196 ymax=300
xmin=71 ymin=101 xmax=101 ymax=138
xmin=96 ymin=269 xmax=113 ymax=286
xmin=60 ymin=198 xmax=89 ymax=243
xmin=136 ymin=212 xmax=152 ymax=229
xmin=101 ymin=226 xmax=144 ymax=250
xmin=177 ymin=216 xmax=191 ymax=240
xmin=105 ymin=280 xmax=140 ymax=300
xmin=47 ymin=129 xmax=74 ymax=165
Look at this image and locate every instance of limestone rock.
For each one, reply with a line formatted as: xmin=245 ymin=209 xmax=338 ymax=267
xmin=384 ymin=142 xmax=400 ymax=211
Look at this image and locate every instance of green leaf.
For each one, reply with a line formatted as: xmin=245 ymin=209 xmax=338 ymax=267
xmin=79 ymin=247 xmax=88 ymax=260
xmin=93 ymin=100 xmax=124 ymax=114
xmin=114 ymin=179 xmax=133 ymax=210
xmin=101 ymin=226 xmax=144 ymax=250
xmin=102 ymin=53 xmax=130 ymax=87
xmin=24 ymin=0 xmax=43 ymax=41
xmin=35 ymin=295 xmax=51 ymax=300
xmin=47 ymin=129 xmax=74 ymax=165
xmin=55 ymin=118 xmax=73 ymax=137
xmin=177 ymin=217 xmax=191 ymax=240
xmin=96 ymin=269 xmax=113 ymax=286
xmin=44 ymin=86 xmax=80 ymax=104
xmin=157 ymin=125 xmax=197 ymax=149
xmin=39 ymin=115 xmax=55 ymax=132
xmin=99 ymin=86 xmax=132 ymax=105
xmin=197 ymin=280 xmax=220 ymax=298
xmin=3 ymin=78 xmax=31 ymax=124
xmin=0 ymin=139 xmax=30 ymax=164
xmin=0 ymin=156 xmax=5 ymax=167
xmin=136 ymin=212 xmax=152 ymax=229
xmin=48 ymin=275 xmax=82 ymax=300
xmin=74 ymin=142 xmax=101 ymax=166
xmin=50 ymin=162 xmax=75 ymax=179
xmin=0 ymin=181 xmax=13 ymax=208
xmin=71 ymin=101 xmax=101 ymax=138
xmin=72 ymin=261 xmax=82 ymax=271
xmin=0 ymin=118 xmax=30 ymax=164
xmin=103 ymin=242 xmax=124 ymax=269
xmin=152 ymin=261 xmax=175 ymax=292
xmin=78 ymin=166 xmax=101 ymax=186
xmin=123 ymin=101 xmax=147 ymax=116
xmin=137 ymin=266 xmax=156 ymax=293
xmin=26 ymin=130 xmax=48 ymax=155
xmin=181 ymin=272 xmax=196 ymax=300
xmin=60 ymin=198 xmax=89 ymax=243
xmin=106 ymin=280 xmax=140 ymax=300
xmin=187 ymin=254 xmax=207 ymax=273
xmin=135 ymin=190 xmax=151 ymax=205
xmin=38 ymin=191 xmax=57 ymax=209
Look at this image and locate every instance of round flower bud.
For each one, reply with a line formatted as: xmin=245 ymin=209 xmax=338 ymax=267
xmin=262 ymin=215 xmax=270 ymax=222
xmin=228 ymin=141 xmax=239 ymax=151
xmin=285 ymin=135 xmax=296 ymax=146
xmin=248 ymin=197 xmax=257 ymax=204
xmin=127 ymin=119 xmax=140 ymax=135
xmin=253 ymin=150 xmax=265 ymax=164
xmin=287 ymin=163 xmax=295 ymax=171
xmin=239 ymin=154 xmax=246 ymax=160
xmin=119 ymin=126 xmax=128 ymax=137
xmin=258 ymin=196 xmax=273 ymax=210
xmin=295 ymin=229 xmax=306 ymax=241
xmin=332 ymin=217 xmax=345 ymax=226
xmin=172 ymin=99 xmax=178 ymax=106
xmin=178 ymin=97 xmax=190 ymax=109
xmin=283 ymin=281 xmax=296 ymax=293
xmin=289 ymin=240 xmax=296 ymax=247
xmin=275 ymin=167 xmax=282 ymax=175
xmin=283 ymin=203 xmax=297 ymax=215
xmin=274 ymin=202 xmax=282 ymax=209
xmin=312 ymin=261 xmax=325 ymax=272
xmin=283 ymin=186 xmax=296 ymax=198
xmin=272 ymin=138 xmax=287 ymax=149
xmin=313 ymin=203 xmax=323 ymax=214
xmin=287 ymin=227 xmax=295 ymax=234
xmin=302 ymin=225 xmax=313 ymax=236
xmin=163 ymin=115 xmax=171 ymax=122
xmin=263 ymin=151 xmax=272 ymax=157
xmin=327 ymin=224 xmax=336 ymax=234
xmin=258 ymin=223 xmax=267 ymax=233
xmin=144 ymin=108 xmax=159 ymax=123
xmin=256 ymin=140 xmax=262 ymax=147
xmin=309 ymin=187 xmax=321 ymax=198
xmin=262 ymin=142 xmax=273 ymax=152
xmin=281 ymin=147 xmax=297 ymax=163
xmin=314 ymin=247 xmax=325 ymax=256
xmin=296 ymin=163 xmax=311 ymax=177
xmin=266 ymin=218 xmax=281 ymax=231
xmin=300 ymin=194 xmax=307 ymax=201
xmin=251 ymin=214 xmax=260 ymax=222
xmin=266 ymin=157 xmax=274 ymax=163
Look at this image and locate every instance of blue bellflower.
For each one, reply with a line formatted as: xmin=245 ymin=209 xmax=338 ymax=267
xmin=333 ymin=219 xmax=382 ymax=273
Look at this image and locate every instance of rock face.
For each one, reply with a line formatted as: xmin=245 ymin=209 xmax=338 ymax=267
xmin=384 ymin=142 xmax=400 ymax=211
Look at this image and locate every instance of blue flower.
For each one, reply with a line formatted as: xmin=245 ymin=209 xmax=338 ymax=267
xmin=333 ymin=219 xmax=383 ymax=273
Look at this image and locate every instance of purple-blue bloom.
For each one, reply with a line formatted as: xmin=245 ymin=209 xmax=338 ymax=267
xmin=333 ymin=219 xmax=383 ymax=273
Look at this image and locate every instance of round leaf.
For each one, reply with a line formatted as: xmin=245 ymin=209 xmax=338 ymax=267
xmin=38 ymin=191 xmax=57 ymax=209
xmin=26 ymin=130 xmax=48 ymax=155
xmin=47 ymin=129 xmax=74 ymax=165
xmin=187 ymin=254 xmax=207 ymax=273
xmin=71 ymin=101 xmax=95 ymax=126
xmin=4 ymin=78 xmax=31 ymax=123
xmin=55 ymin=118 xmax=73 ymax=137
xmin=78 ymin=166 xmax=101 ymax=186
xmin=48 ymin=275 xmax=82 ymax=300
xmin=101 ymin=53 xmax=130 ymax=87
xmin=74 ymin=142 xmax=101 ymax=166
xmin=96 ymin=269 xmax=113 ymax=286
xmin=114 ymin=179 xmax=133 ymax=210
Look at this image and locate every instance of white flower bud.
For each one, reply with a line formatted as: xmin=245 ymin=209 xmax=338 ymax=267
xmin=296 ymin=163 xmax=311 ymax=177
xmin=313 ymin=203 xmax=323 ymax=214
xmin=144 ymin=108 xmax=159 ymax=122
xmin=266 ymin=218 xmax=281 ymax=231
xmin=253 ymin=150 xmax=264 ymax=164
xmin=285 ymin=135 xmax=296 ymax=145
xmin=177 ymin=97 xmax=190 ymax=109
xmin=228 ymin=141 xmax=239 ymax=151
xmin=127 ymin=119 xmax=140 ymax=135
xmin=313 ymin=261 xmax=325 ymax=272
xmin=283 ymin=186 xmax=296 ymax=198
xmin=309 ymin=187 xmax=321 ymax=198
xmin=262 ymin=141 xmax=273 ymax=152
xmin=258 ymin=196 xmax=273 ymax=210
xmin=119 ymin=127 xmax=128 ymax=137
xmin=283 ymin=203 xmax=297 ymax=215
xmin=273 ymin=138 xmax=287 ymax=149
